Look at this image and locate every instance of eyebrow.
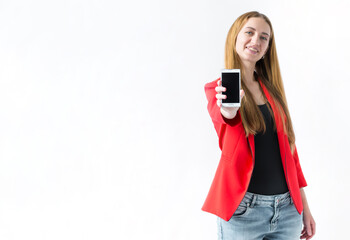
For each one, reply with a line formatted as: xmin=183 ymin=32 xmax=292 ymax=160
xmin=245 ymin=27 xmax=270 ymax=36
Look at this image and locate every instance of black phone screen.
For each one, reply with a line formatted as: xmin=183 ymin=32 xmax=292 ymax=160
xmin=222 ymin=72 xmax=240 ymax=103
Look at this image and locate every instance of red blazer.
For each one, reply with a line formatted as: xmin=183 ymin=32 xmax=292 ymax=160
xmin=202 ymin=77 xmax=307 ymax=221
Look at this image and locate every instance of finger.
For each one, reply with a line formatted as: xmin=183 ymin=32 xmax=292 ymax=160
xmin=307 ymin=225 xmax=312 ymax=236
xmin=216 ymin=93 xmax=227 ymax=100
xmin=301 ymin=226 xmax=307 ymax=233
xmin=309 ymin=221 xmax=316 ymax=238
xmin=300 ymin=232 xmax=308 ymax=239
xmin=240 ymin=89 xmax=245 ymax=100
xmin=300 ymin=226 xmax=307 ymax=239
xmin=312 ymin=220 xmax=316 ymax=235
xmin=217 ymin=79 xmax=222 ymax=86
xmin=305 ymin=221 xmax=312 ymax=236
xmin=215 ymin=86 xmax=226 ymax=93
xmin=217 ymin=99 xmax=221 ymax=107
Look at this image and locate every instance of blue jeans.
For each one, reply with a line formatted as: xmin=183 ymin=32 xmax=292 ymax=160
xmin=217 ymin=191 xmax=303 ymax=240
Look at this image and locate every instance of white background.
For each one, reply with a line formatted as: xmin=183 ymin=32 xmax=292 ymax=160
xmin=0 ymin=0 xmax=349 ymax=239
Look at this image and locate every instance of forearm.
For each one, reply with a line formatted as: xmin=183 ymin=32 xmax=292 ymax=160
xmin=300 ymin=188 xmax=310 ymax=212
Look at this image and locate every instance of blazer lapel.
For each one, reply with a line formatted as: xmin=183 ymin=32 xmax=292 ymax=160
xmin=258 ymin=78 xmax=284 ymax=134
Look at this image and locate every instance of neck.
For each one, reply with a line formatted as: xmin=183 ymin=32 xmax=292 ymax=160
xmin=241 ymin=62 xmax=256 ymax=84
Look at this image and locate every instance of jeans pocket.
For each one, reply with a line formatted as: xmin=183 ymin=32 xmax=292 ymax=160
xmin=231 ymin=202 xmax=250 ymax=218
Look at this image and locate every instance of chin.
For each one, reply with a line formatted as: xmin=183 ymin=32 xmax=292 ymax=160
xmin=242 ymin=57 xmax=260 ymax=64
xmin=237 ymin=53 xmax=262 ymax=65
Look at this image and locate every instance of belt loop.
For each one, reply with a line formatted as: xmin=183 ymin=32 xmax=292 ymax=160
xmin=250 ymin=194 xmax=257 ymax=208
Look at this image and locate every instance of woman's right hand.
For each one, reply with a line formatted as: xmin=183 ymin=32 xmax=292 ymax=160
xmin=215 ymin=79 xmax=245 ymax=119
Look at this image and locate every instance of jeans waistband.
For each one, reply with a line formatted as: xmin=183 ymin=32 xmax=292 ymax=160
xmin=242 ymin=191 xmax=292 ymax=208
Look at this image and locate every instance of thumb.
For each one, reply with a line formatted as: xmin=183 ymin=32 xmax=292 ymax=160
xmin=306 ymin=222 xmax=312 ymax=236
xmin=240 ymin=89 xmax=245 ymax=100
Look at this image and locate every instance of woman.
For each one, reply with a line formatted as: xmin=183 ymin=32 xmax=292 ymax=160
xmin=202 ymin=11 xmax=316 ymax=240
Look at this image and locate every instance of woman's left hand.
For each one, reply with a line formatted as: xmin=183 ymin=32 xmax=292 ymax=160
xmin=300 ymin=209 xmax=316 ymax=239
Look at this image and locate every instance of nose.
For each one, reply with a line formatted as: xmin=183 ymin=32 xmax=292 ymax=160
xmin=251 ymin=33 xmax=261 ymax=46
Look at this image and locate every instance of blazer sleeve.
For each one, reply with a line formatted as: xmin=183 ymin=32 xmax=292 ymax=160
xmin=293 ymin=146 xmax=308 ymax=188
xmin=204 ymin=78 xmax=241 ymax=130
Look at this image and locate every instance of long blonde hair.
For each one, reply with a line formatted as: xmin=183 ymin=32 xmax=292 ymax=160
xmin=225 ymin=11 xmax=296 ymax=153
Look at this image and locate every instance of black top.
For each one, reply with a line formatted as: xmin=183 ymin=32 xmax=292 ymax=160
xmin=247 ymin=102 xmax=289 ymax=195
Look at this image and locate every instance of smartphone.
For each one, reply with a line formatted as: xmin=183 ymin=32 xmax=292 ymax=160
xmin=221 ymin=69 xmax=241 ymax=107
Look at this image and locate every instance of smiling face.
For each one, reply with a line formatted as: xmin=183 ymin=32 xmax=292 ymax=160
xmin=235 ymin=17 xmax=271 ymax=65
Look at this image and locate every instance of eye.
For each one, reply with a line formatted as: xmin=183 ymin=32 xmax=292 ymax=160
xmin=246 ymin=31 xmax=253 ymax=35
xmin=261 ymin=36 xmax=268 ymax=41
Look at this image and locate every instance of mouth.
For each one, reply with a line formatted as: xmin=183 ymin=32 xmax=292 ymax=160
xmin=246 ymin=46 xmax=259 ymax=53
